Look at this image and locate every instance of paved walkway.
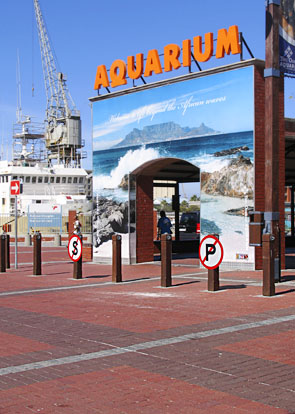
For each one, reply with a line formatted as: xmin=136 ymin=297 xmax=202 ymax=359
xmin=0 ymin=246 xmax=295 ymax=413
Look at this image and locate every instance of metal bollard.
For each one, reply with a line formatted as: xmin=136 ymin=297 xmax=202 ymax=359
xmin=54 ymin=234 xmax=61 ymax=247
xmin=206 ymin=233 xmax=220 ymax=291
xmin=73 ymin=256 xmax=82 ymax=279
xmin=0 ymin=234 xmax=6 ymax=273
xmin=33 ymin=232 xmax=42 ymax=276
xmin=208 ymin=267 xmax=219 ymax=291
xmin=24 ymin=234 xmax=32 ymax=247
xmin=112 ymin=234 xmax=122 ymax=282
xmin=161 ymin=234 xmax=172 ymax=287
xmin=5 ymin=234 xmax=10 ymax=269
xmin=73 ymin=235 xmax=83 ymax=279
xmin=262 ymin=233 xmax=275 ymax=296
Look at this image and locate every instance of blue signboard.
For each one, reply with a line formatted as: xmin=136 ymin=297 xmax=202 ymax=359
xmin=28 ymin=209 xmax=62 ymax=233
xmin=280 ymin=0 xmax=295 ymax=75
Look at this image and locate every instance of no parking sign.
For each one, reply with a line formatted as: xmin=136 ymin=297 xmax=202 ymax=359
xmin=199 ymin=235 xmax=224 ymax=270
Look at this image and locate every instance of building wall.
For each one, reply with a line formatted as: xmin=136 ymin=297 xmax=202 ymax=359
xmin=136 ymin=176 xmax=154 ymax=263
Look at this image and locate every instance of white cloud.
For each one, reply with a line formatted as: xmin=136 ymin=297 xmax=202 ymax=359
xmin=93 ymin=138 xmax=123 ymax=151
xmin=92 ymin=77 xmax=237 ymax=141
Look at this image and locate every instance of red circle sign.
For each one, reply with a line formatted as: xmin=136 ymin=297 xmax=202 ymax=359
xmin=68 ymin=235 xmax=82 ymax=262
xmin=199 ymin=235 xmax=224 ymax=270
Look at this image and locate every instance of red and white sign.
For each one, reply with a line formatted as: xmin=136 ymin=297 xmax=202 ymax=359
xmin=10 ymin=180 xmax=20 ymax=195
xmin=199 ymin=235 xmax=224 ymax=270
xmin=68 ymin=235 xmax=82 ymax=262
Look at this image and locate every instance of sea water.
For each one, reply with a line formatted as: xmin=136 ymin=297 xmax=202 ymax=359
xmin=93 ymin=130 xmax=253 ymax=201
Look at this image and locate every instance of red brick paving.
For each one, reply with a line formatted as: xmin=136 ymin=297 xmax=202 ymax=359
xmin=0 ymin=245 xmax=295 ymax=413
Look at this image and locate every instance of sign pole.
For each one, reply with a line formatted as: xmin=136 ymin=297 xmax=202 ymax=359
xmin=15 ymin=195 xmax=18 ymax=269
xmin=263 ymin=0 xmax=281 ymax=296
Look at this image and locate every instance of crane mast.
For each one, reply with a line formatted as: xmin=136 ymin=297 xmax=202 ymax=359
xmin=33 ymin=0 xmax=82 ymax=166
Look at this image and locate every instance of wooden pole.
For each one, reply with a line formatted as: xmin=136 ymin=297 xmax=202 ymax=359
xmin=33 ymin=233 xmax=42 ymax=276
xmin=263 ymin=0 xmax=281 ymax=296
xmin=161 ymin=234 xmax=172 ymax=287
xmin=112 ymin=234 xmax=122 ymax=283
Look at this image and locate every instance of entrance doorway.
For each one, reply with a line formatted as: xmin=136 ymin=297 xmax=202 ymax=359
xmin=130 ymin=157 xmax=200 ymax=263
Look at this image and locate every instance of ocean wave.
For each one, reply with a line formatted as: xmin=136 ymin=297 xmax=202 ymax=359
xmin=93 ymin=146 xmax=161 ymax=191
xmin=189 ymin=154 xmax=230 ymax=173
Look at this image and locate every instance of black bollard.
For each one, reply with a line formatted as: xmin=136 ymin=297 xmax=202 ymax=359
xmin=73 ymin=234 xmax=82 ymax=279
xmin=112 ymin=234 xmax=122 ymax=282
xmin=208 ymin=267 xmax=219 ymax=291
xmin=207 ymin=233 xmax=220 ymax=291
xmin=0 ymin=234 xmax=6 ymax=273
xmin=161 ymin=234 xmax=172 ymax=287
xmin=33 ymin=232 xmax=42 ymax=276
xmin=5 ymin=234 xmax=10 ymax=269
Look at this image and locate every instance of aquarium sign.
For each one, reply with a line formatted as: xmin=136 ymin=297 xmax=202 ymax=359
xmin=94 ymin=25 xmax=241 ymax=90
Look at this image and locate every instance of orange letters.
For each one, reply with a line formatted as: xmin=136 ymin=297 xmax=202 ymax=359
xmin=193 ymin=32 xmax=213 ymax=62
xmin=216 ymin=25 xmax=241 ymax=59
xmin=144 ymin=49 xmax=163 ymax=77
xmin=164 ymin=44 xmax=181 ymax=72
xmin=94 ymin=25 xmax=241 ymax=90
xmin=127 ymin=54 xmax=144 ymax=80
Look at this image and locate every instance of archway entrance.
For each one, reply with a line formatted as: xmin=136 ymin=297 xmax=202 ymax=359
xmin=130 ymin=157 xmax=200 ymax=263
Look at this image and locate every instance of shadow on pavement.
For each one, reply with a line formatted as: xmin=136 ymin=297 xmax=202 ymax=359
xmin=219 ymin=284 xmax=247 ymax=290
xmin=281 ymin=274 xmax=295 ymax=282
xmin=85 ymin=274 xmax=111 ymax=279
xmin=275 ymin=288 xmax=295 ymax=296
xmin=172 ymin=280 xmax=200 ymax=287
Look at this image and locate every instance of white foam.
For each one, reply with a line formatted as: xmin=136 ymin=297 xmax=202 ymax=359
xmin=94 ymin=146 xmax=161 ymax=191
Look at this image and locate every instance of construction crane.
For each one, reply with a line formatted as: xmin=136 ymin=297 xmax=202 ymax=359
xmin=33 ymin=0 xmax=83 ymax=166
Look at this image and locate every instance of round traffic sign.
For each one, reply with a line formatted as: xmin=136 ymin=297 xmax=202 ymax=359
xmin=199 ymin=235 xmax=224 ymax=270
xmin=68 ymin=235 xmax=82 ymax=262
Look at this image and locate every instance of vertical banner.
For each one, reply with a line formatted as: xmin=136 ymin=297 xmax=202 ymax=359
xmin=280 ymin=0 xmax=295 ymax=75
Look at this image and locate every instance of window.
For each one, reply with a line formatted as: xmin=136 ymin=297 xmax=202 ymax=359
xmin=79 ymin=177 xmax=83 ymax=184
xmin=25 ymin=176 xmax=30 ymax=183
xmin=12 ymin=176 xmax=17 ymax=180
xmin=44 ymin=177 xmax=49 ymax=183
xmin=50 ymin=177 xmax=55 ymax=183
xmin=73 ymin=177 xmax=78 ymax=184
xmin=68 ymin=177 xmax=72 ymax=184
xmin=62 ymin=177 xmax=66 ymax=184
xmin=2 ymin=198 xmax=5 ymax=205
xmin=36 ymin=200 xmax=41 ymax=204
xmin=56 ymin=177 xmax=60 ymax=183
xmin=38 ymin=177 xmax=43 ymax=183
xmin=32 ymin=177 xmax=36 ymax=183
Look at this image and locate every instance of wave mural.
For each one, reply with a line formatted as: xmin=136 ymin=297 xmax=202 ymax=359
xmin=92 ymin=66 xmax=255 ymax=266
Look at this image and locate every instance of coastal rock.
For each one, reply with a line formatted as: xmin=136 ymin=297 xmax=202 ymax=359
xmin=93 ymin=197 xmax=128 ymax=248
xmin=214 ymin=146 xmax=249 ymax=157
xmin=225 ymin=206 xmax=254 ymax=216
xmin=119 ymin=174 xmax=136 ymax=190
xmin=119 ymin=175 xmax=128 ymax=190
xmin=201 ymin=155 xmax=254 ymax=198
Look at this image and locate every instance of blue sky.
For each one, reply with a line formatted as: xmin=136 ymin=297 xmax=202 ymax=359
xmin=0 ymin=0 xmax=294 ymax=168
xmin=93 ymin=67 xmax=254 ymax=150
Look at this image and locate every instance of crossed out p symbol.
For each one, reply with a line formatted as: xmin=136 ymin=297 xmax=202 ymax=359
xmin=199 ymin=235 xmax=224 ymax=270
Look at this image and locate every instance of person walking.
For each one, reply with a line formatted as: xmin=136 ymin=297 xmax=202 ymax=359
xmin=157 ymin=210 xmax=172 ymax=239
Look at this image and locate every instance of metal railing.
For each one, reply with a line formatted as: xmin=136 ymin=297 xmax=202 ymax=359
xmin=0 ymin=213 xmax=92 ymax=235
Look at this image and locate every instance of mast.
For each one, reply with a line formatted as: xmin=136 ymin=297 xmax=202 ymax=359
xmin=33 ymin=0 xmax=83 ymax=166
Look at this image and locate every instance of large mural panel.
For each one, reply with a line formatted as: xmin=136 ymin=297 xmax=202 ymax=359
xmin=92 ymin=66 xmax=255 ymax=265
